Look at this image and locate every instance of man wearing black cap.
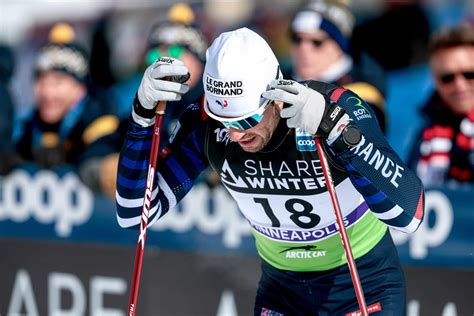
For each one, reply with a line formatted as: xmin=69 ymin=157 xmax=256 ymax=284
xmin=116 ymin=27 xmax=424 ymax=315
xmin=15 ymin=24 xmax=121 ymax=199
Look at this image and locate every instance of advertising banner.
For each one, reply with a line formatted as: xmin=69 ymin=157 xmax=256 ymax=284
xmin=0 ymin=169 xmax=472 ymax=267
xmin=1 ymin=240 xmax=472 ymax=316
xmin=0 ymin=168 xmax=473 ymax=315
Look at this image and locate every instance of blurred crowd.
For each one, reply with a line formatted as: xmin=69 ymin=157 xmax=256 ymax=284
xmin=0 ymin=0 xmax=473 ymax=200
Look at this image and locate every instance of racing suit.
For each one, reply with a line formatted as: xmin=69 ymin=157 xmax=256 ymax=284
xmin=116 ymin=81 xmax=424 ymax=315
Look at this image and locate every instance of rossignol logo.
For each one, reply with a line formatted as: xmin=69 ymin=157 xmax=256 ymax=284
xmin=295 ymin=128 xmax=316 ymax=152
xmin=348 ymin=96 xmax=372 ymax=121
xmin=205 ymin=75 xmax=243 ymax=97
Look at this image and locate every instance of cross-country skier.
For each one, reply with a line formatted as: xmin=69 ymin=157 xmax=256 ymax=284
xmin=116 ymin=27 xmax=424 ymax=315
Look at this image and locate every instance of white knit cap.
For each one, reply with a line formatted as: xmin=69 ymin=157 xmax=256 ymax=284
xmin=203 ymin=27 xmax=281 ymax=120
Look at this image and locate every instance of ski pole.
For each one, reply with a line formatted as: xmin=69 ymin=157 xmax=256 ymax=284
xmin=128 ymin=100 xmax=167 ymax=316
xmin=314 ymin=137 xmax=369 ymax=316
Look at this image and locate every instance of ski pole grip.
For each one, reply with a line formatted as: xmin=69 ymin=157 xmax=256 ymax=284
xmin=155 ymin=75 xmax=171 ymax=115
xmin=155 ymin=101 xmax=167 ymax=115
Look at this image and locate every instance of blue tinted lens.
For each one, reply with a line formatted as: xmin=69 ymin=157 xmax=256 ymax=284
xmin=222 ymin=113 xmax=264 ymax=130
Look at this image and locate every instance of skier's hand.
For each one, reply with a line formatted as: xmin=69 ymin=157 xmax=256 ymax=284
xmin=133 ymin=57 xmax=190 ymax=127
xmin=262 ymin=79 xmax=326 ymax=134
xmin=262 ymin=79 xmax=346 ymax=138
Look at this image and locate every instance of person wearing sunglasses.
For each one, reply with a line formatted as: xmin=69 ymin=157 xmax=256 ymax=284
xmin=408 ymin=23 xmax=474 ymax=186
xmin=111 ymin=3 xmax=208 ymax=136
xmin=289 ymin=0 xmax=387 ymax=134
xmin=117 ymin=27 xmax=425 ymax=315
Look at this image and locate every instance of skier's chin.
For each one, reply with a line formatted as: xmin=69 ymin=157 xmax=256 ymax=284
xmin=238 ymin=135 xmax=265 ymax=153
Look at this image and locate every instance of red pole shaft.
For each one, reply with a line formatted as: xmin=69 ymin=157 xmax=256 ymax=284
xmin=128 ymin=101 xmax=167 ymax=316
xmin=315 ymin=137 xmax=369 ymax=316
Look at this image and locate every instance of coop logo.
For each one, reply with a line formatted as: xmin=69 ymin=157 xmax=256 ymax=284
xmin=297 ymin=139 xmax=315 ymax=146
xmin=0 ymin=169 xmax=93 ymax=237
xmin=295 ymin=128 xmax=316 ymax=152
xmin=348 ymin=96 xmax=372 ymax=121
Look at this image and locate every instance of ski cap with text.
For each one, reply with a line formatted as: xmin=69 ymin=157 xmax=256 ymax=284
xmin=203 ymin=27 xmax=281 ymax=122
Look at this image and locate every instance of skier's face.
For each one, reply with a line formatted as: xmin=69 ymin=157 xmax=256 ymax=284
xmin=228 ymin=102 xmax=282 ymax=153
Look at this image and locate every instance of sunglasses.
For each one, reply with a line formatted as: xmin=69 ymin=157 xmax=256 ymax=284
xmin=290 ymin=33 xmax=327 ymax=48
xmin=207 ymin=100 xmax=272 ymax=130
xmin=146 ymin=44 xmax=185 ymax=65
xmin=438 ymin=71 xmax=474 ymax=84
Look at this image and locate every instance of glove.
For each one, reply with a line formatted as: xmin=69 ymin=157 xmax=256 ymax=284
xmin=133 ymin=57 xmax=190 ymax=127
xmin=262 ymin=79 xmax=325 ymax=134
xmin=262 ymin=79 xmax=346 ymax=138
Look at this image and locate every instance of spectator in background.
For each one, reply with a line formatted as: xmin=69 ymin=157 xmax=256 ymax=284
xmin=14 ymin=23 xmax=121 ymax=199
xmin=0 ymin=45 xmax=21 ymax=175
xmin=288 ymin=0 xmax=387 ymax=133
xmin=112 ymin=3 xmax=221 ymax=187
xmin=112 ymin=2 xmax=207 ymax=143
xmin=408 ymin=23 xmax=474 ymax=186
